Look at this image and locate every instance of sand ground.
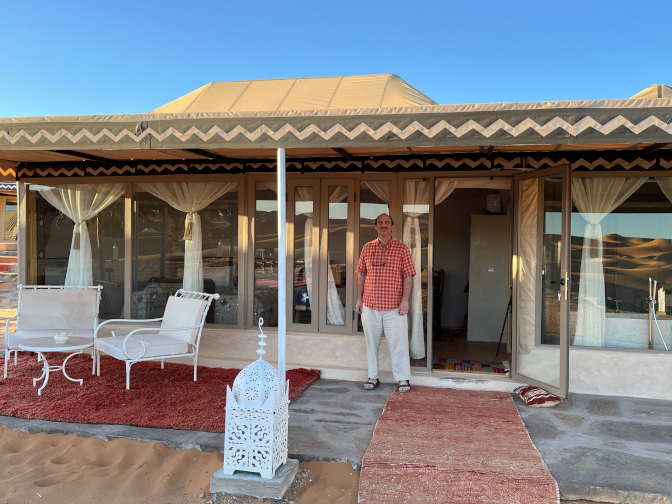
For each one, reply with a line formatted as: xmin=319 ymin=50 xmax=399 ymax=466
xmin=0 ymin=427 xmax=359 ymax=504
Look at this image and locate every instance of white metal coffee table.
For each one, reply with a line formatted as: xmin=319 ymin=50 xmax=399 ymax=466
xmin=19 ymin=337 xmax=93 ymax=396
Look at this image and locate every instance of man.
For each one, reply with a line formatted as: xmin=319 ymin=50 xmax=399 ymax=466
xmin=356 ymin=213 xmax=415 ymax=393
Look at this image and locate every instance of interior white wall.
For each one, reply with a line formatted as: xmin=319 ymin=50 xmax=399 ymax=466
xmin=468 ymin=215 xmax=510 ymax=342
xmin=433 ymin=189 xmax=511 ymax=330
xmin=433 ymin=190 xmax=485 ymax=327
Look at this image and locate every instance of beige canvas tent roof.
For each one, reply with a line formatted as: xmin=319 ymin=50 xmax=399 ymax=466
xmin=631 ymin=84 xmax=672 ymax=99
xmin=151 ymin=74 xmax=438 ymax=114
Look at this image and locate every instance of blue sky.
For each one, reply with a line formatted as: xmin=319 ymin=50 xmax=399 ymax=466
xmin=2 ymin=0 xmax=671 ymax=117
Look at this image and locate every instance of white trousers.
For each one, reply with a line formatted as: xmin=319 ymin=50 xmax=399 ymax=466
xmin=361 ymin=306 xmax=411 ymax=382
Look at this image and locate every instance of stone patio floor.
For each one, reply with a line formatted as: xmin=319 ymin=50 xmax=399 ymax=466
xmin=1 ymin=380 xmax=670 ymax=503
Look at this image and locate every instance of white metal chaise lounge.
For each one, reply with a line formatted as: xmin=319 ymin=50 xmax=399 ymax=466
xmin=93 ymin=289 xmax=219 ymax=389
xmin=4 ymin=285 xmax=103 ymax=378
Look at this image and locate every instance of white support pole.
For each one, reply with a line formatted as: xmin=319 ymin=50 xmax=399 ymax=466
xmin=277 ymin=148 xmax=287 ymax=385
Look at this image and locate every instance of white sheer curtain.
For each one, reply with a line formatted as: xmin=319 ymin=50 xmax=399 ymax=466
xmin=435 ymin=178 xmax=512 ymax=205
xmin=435 ymin=180 xmax=457 ymax=205
xmin=361 ymin=181 xmax=390 ymax=204
xmin=517 ymin=178 xmax=540 ymax=354
xmin=402 ymin=180 xmax=429 ymax=359
xmin=36 ymin=183 xmax=124 ymax=286
xmin=572 ymin=177 xmax=646 ymax=346
xmin=137 ymin=182 xmax=237 ymax=292
xmin=326 ymin=187 xmax=348 ymax=325
xmin=655 ymin=177 xmax=672 ymax=203
xmin=295 ymin=188 xmax=314 ymax=310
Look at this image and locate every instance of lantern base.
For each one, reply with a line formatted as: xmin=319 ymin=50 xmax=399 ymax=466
xmin=210 ymin=459 xmax=298 ymax=499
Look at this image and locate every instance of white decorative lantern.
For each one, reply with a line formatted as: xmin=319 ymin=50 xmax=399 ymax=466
xmin=223 ymin=318 xmax=289 ymax=479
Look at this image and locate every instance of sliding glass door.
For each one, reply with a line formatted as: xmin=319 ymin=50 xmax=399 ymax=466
xmin=287 ymin=180 xmax=320 ymax=333
xmin=512 ymin=166 xmax=571 ymax=397
xmin=319 ymin=181 xmax=355 ymax=333
xmin=251 ymin=175 xmax=394 ymax=335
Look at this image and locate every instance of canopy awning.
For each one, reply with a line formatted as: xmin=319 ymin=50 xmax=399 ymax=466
xmin=2 ymin=99 xmax=672 ymax=153
xmin=1 ymin=78 xmax=672 ymax=179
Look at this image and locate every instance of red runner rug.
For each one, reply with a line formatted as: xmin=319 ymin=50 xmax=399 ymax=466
xmin=0 ymin=354 xmax=319 ymax=432
xmin=359 ymin=387 xmax=558 ymax=504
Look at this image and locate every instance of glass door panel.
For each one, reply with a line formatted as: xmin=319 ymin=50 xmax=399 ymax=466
xmin=253 ymin=181 xmax=279 ymax=327
xmin=356 ymin=180 xmax=392 ymax=332
xmin=320 ymin=182 xmax=354 ymax=332
xmin=287 ymin=181 xmax=320 ymax=332
xmin=403 ymin=179 xmax=430 ymax=363
xmin=512 ymin=166 xmax=570 ymax=397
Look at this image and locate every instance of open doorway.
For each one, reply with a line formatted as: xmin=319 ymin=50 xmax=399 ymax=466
xmin=423 ymin=178 xmax=513 ymax=374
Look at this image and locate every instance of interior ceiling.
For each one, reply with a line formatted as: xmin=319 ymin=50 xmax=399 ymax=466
xmin=0 ymin=143 xmax=668 ymax=166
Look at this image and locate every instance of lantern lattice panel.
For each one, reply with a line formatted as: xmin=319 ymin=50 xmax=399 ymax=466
xmin=272 ymin=403 xmax=289 ymax=470
xmin=222 ymin=319 xmax=289 ymax=479
xmin=223 ymin=406 xmax=288 ymax=479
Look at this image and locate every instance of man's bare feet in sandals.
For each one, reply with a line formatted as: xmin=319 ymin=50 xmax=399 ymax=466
xmin=398 ymin=380 xmax=411 ymax=393
xmin=364 ymin=378 xmax=380 ymax=390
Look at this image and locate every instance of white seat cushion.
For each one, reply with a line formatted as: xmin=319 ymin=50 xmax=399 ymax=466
xmin=94 ymin=333 xmax=188 ymax=360
xmin=160 ymin=296 xmax=208 ymax=344
xmin=6 ymin=329 xmax=94 ymax=350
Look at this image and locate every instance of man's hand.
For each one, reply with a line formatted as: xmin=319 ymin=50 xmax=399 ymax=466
xmin=356 ymin=299 xmax=364 ymax=315
xmin=398 ymin=299 xmax=409 ymax=316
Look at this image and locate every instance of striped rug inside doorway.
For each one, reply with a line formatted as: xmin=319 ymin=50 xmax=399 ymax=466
xmin=358 ymin=387 xmax=559 ymax=504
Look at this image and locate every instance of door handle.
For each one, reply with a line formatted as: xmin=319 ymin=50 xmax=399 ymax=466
xmin=551 ymin=273 xmax=570 ymax=300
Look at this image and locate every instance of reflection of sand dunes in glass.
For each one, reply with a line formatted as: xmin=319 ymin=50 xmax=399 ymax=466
xmin=568 ymin=234 xmax=672 ymax=319
xmin=572 ymin=234 xmax=672 ymax=279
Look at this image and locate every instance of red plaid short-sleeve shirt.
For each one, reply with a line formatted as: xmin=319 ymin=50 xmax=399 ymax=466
xmin=357 ymin=238 xmax=416 ymax=311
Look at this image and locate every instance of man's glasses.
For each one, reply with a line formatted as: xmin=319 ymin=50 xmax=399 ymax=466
xmin=371 ymin=247 xmax=387 ymax=267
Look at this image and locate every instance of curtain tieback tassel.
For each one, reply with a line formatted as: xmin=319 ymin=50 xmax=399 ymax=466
xmin=183 ymin=212 xmax=194 ymax=241
xmin=73 ymin=223 xmax=81 ymax=250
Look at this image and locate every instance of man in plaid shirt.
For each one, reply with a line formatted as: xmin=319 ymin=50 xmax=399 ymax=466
xmin=356 ymin=213 xmax=416 ymax=393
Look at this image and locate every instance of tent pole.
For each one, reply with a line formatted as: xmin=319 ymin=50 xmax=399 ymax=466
xmin=277 ymin=148 xmax=286 ymax=385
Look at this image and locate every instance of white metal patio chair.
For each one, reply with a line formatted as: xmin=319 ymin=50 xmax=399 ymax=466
xmin=4 ymin=285 xmax=103 ymax=378
xmin=93 ymin=289 xmax=219 ymax=389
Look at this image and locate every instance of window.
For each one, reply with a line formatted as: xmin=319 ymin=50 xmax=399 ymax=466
xmin=403 ymin=180 xmax=429 ymax=359
xmin=4 ymin=197 xmax=17 ymax=241
xmin=293 ymin=187 xmax=314 ymax=325
xmin=26 ymin=183 xmax=125 ymax=319
xmin=254 ymin=182 xmax=279 ymax=327
xmin=133 ymin=182 xmax=239 ymax=325
xmin=326 ymin=186 xmax=348 ymax=326
xmin=568 ymin=177 xmax=672 ymax=350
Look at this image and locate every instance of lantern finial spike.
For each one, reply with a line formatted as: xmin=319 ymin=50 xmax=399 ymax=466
xmin=257 ymin=317 xmax=267 ymax=357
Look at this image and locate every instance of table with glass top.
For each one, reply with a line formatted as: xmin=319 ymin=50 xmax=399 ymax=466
xmin=19 ymin=337 xmax=93 ymax=396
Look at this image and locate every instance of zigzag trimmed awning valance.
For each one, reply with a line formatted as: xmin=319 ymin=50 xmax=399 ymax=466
xmin=14 ymin=152 xmax=672 ymax=179
xmin=3 ymin=102 xmax=672 ymax=151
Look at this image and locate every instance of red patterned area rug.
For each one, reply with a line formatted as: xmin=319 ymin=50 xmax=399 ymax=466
xmin=359 ymin=387 xmax=559 ymax=504
xmin=0 ymin=354 xmax=319 ymax=432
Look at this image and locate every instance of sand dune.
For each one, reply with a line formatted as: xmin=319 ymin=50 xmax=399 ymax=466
xmin=0 ymin=427 xmax=359 ymax=504
xmin=0 ymin=427 xmax=221 ymax=504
